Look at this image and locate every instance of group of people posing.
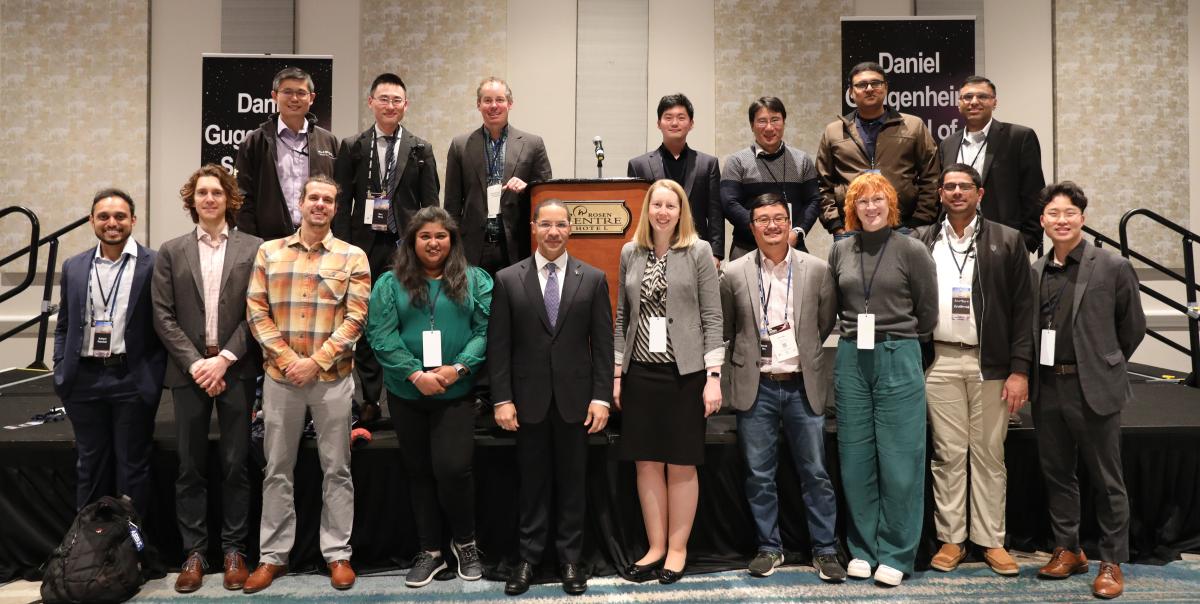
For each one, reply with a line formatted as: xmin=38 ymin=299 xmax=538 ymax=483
xmin=51 ymin=62 xmax=1146 ymax=601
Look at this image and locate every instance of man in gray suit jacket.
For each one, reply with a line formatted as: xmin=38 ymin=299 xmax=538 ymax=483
xmin=627 ymin=93 xmax=723 ymax=264
xmin=152 ymin=165 xmax=263 ymax=593
xmin=1030 ymin=181 xmax=1145 ymax=600
xmin=444 ymin=77 xmax=552 ymax=274
xmin=719 ymin=193 xmax=844 ymax=581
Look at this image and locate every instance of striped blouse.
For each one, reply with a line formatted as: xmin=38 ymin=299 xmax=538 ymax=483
xmin=631 ymin=250 xmax=674 ymax=364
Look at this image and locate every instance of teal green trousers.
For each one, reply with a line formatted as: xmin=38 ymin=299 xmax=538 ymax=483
xmin=834 ymin=337 xmax=927 ymax=575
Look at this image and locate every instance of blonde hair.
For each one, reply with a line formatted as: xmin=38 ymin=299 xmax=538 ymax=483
xmin=843 ymin=172 xmax=900 ymax=231
xmin=632 ymin=179 xmax=698 ymax=250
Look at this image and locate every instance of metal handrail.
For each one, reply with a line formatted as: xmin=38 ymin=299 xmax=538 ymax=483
xmin=0 ymin=207 xmax=41 ymax=306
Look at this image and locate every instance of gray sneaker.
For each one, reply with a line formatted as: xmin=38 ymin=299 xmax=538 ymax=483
xmin=452 ymin=540 xmax=484 ymax=581
xmin=814 ymin=552 xmax=846 ymax=582
xmin=748 ymin=550 xmax=784 ymax=577
xmin=405 ymin=551 xmax=447 ymax=588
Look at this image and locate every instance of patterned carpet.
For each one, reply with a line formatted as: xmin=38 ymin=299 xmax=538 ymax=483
xmin=4 ymin=553 xmax=1198 ymax=603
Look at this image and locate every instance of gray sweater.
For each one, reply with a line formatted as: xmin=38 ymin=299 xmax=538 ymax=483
xmin=829 ymin=227 xmax=938 ymax=339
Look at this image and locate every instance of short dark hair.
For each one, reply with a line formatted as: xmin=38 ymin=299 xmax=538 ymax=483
xmin=749 ymin=193 xmax=788 ymax=220
xmin=848 ymin=61 xmax=887 ymax=85
xmin=747 ymin=96 xmax=786 ymax=124
xmin=180 ymin=164 xmax=243 ymax=225
xmin=532 ymin=198 xmax=568 ymax=222
xmin=91 ymin=188 xmax=135 ymax=216
xmin=960 ymin=75 xmax=996 ymax=95
xmin=272 ymin=66 xmax=314 ymax=92
xmin=657 ymin=93 xmax=694 ymax=120
xmin=370 ymin=72 xmax=407 ymax=97
xmin=1040 ymin=181 xmax=1088 ymax=212
xmin=939 ymin=163 xmax=983 ymax=189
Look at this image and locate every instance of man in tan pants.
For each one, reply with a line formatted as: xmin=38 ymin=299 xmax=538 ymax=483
xmin=914 ymin=163 xmax=1035 ymax=575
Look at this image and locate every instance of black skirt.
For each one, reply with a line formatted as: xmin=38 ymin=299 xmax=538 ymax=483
xmin=618 ymin=361 xmax=706 ymax=465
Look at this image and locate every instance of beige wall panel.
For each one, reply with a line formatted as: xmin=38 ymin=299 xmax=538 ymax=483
xmin=646 ymin=0 xmax=716 ymax=155
xmin=508 ymin=0 xmax=576 ymax=179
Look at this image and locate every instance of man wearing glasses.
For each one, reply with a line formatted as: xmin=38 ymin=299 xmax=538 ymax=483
xmin=236 ymin=66 xmax=339 ymax=240
xmin=816 ymin=62 xmax=939 ymax=236
xmin=720 ymin=97 xmax=823 ymax=259
xmin=333 ymin=72 xmax=440 ymax=425
xmin=938 ymin=76 xmax=1046 ymax=253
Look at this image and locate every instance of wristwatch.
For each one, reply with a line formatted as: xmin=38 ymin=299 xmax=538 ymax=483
xmin=454 ymin=363 xmax=469 ymax=377
xmin=707 ymin=371 xmax=721 ymax=379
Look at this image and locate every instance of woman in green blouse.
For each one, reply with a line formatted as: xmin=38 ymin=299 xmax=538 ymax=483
xmin=366 ymin=206 xmax=492 ymax=588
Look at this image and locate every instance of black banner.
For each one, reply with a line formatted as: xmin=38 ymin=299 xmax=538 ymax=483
xmin=841 ymin=18 xmax=975 ymax=142
xmin=201 ymin=54 xmax=333 ymax=171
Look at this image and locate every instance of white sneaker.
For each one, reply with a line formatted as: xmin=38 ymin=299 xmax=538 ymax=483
xmin=846 ymin=558 xmax=872 ymax=579
xmin=874 ymin=564 xmax=903 ymax=586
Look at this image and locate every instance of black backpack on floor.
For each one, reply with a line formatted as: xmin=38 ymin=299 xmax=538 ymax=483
xmin=40 ymin=495 xmax=147 ymax=604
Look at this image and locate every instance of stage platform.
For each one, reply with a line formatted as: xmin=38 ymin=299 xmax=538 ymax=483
xmin=1 ymin=365 xmax=1198 ymax=584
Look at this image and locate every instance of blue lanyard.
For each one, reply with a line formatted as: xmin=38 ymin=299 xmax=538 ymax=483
xmin=90 ymin=252 xmax=130 ymax=322
xmin=484 ymin=127 xmax=507 ymax=186
xmin=757 ymin=252 xmax=792 ymax=333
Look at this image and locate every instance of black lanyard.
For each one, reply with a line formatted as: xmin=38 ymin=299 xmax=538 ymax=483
xmin=958 ymin=129 xmax=986 ymax=170
xmin=368 ymin=128 xmax=398 ymax=195
xmin=427 ymin=279 xmax=443 ymax=330
xmin=757 ymin=252 xmax=792 ymax=332
xmin=945 ymin=224 xmax=978 ymax=282
xmin=858 ymin=233 xmax=891 ymax=313
xmin=91 ymin=253 xmax=130 ymax=322
xmin=756 ymin=147 xmax=789 ymax=202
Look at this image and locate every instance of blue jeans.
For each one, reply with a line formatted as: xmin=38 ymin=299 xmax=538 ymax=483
xmin=737 ymin=376 xmax=838 ymax=555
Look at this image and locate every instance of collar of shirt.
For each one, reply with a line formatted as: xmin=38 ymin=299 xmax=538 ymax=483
xmin=658 ymin=143 xmax=689 ymax=161
xmin=285 ymin=228 xmax=335 ymax=252
xmin=760 ymin=250 xmax=792 ymax=275
xmin=534 ymin=249 xmax=569 ymax=275
xmin=93 ymin=237 xmax=139 ymax=263
xmin=855 ymin=112 xmax=886 ymax=128
xmin=277 ymin=115 xmax=309 ymax=137
xmin=752 ymin=142 xmax=787 ymax=159
xmin=940 ymin=214 xmax=979 ymax=245
xmin=1049 ymin=240 xmax=1086 ymax=269
xmin=374 ymin=123 xmax=403 ymax=140
xmin=964 ymin=119 xmax=993 ymax=144
xmin=195 ymin=224 xmax=230 ymax=245
xmin=483 ymin=124 xmax=509 ymax=143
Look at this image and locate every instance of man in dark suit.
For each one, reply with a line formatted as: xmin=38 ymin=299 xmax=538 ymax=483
xmin=444 ymin=76 xmax=552 ymax=274
xmin=152 ymin=165 xmax=263 ymax=593
xmin=938 ymin=76 xmax=1045 ymax=252
xmin=488 ymin=199 xmax=613 ymax=596
xmin=333 ymin=72 xmax=439 ymax=421
xmin=53 ymin=188 xmax=166 ymax=524
xmin=1030 ymin=181 xmax=1145 ymax=600
xmin=235 ymin=66 xmax=338 ymax=240
xmin=627 ymin=93 xmax=722 ymax=266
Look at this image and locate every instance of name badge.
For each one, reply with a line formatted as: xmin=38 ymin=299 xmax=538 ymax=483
xmin=857 ymin=313 xmax=875 ymax=350
xmin=92 ymin=320 xmax=113 ymax=357
xmin=487 ymin=184 xmax=503 ymax=217
xmin=768 ymin=322 xmax=798 ymax=361
xmin=422 ymin=330 xmax=443 ymax=367
xmin=1040 ymin=329 xmax=1056 ymax=366
xmin=369 ymin=196 xmax=391 ymax=231
xmin=952 ymin=286 xmax=972 ymax=337
xmin=648 ymin=316 xmax=668 ymax=353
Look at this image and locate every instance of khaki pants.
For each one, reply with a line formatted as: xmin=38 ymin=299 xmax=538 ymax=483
xmin=925 ymin=343 xmax=1007 ymax=548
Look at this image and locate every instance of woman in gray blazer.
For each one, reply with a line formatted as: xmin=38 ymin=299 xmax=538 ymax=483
xmin=613 ymin=179 xmax=723 ymax=584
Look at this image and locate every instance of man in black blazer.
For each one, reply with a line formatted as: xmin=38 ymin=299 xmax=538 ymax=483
xmin=938 ymin=76 xmax=1045 ymax=252
xmin=627 ymin=93 xmax=722 ymax=265
xmin=53 ymin=188 xmax=166 ymax=524
xmin=333 ymin=72 xmax=439 ymax=420
xmin=1030 ymin=182 xmax=1145 ymax=600
xmin=444 ymin=77 xmax=552 ymax=274
xmin=152 ymin=165 xmax=263 ymax=593
xmin=488 ymin=199 xmax=613 ymax=596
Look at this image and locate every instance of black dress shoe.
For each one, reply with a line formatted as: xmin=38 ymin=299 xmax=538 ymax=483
xmin=624 ymin=557 xmax=665 ymax=583
xmin=561 ymin=563 xmax=587 ymax=595
xmin=659 ymin=565 xmax=685 ymax=584
xmin=505 ymin=561 xmax=535 ymax=596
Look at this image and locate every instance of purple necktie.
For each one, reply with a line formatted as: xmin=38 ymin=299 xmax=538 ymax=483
xmin=544 ymin=263 xmax=559 ymax=327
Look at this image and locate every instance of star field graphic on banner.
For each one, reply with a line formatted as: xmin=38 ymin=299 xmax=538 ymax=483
xmin=201 ymin=54 xmax=333 ymax=171
xmin=841 ymin=17 xmax=975 ymax=142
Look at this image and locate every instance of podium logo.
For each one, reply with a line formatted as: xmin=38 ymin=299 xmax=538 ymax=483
xmin=566 ymin=201 xmax=631 ymax=235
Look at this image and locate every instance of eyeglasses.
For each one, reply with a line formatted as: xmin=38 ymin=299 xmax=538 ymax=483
xmin=855 ymin=197 xmax=887 ymax=208
xmin=960 ymin=93 xmax=995 ymax=102
xmin=941 ymin=182 xmax=978 ymax=192
xmin=753 ymin=117 xmax=784 ymax=128
xmin=536 ymin=221 xmax=570 ymax=230
xmin=276 ymin=88 xmax=311 ymax=99
xmin=852 ymin=80 xmax=886 ymax=91
xmin=1043 ymin=210 xmax=1082 ymax=220
xmin=372 ymin=95 xmax=406 ymax=106
xmin=752 ymin=215 xmax=790 ymax=227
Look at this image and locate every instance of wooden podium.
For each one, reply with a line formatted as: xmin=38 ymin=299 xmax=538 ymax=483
xmin=529 ymin=178 xmax=651 ymax=310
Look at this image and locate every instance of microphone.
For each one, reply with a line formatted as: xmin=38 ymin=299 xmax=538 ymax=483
xmin=593 ymin=136 xmax=605 ymax=162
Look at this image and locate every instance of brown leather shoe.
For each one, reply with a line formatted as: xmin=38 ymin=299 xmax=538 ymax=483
xmin=983 ymin=547 xmax=1019 ymax=576
xmin=1038 ymin=547 xmax=1089 ymax=579
xmin=1093 ymin=562 xmax=1124 ymax=599
xmin=930 ymin=542 xmax=968 ymax=572
xmin=329 ymin=559 xmax=356 ymax=590
xmin=243 ymin=563 xmax=287 ymax=594
xmin=223 ymin=552 xmax=249 ymax=590
xmin=174 ymin=552 xmax=205 ymax=593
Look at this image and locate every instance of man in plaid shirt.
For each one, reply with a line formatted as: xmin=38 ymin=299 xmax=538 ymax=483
xmin=243 ymin=174 xmax=371 ymax=594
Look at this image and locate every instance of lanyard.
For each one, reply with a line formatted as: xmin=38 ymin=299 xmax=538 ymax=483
xmin=858 ymin=232 xmax=891 ymax=313
xmin=1042 ymin=263 xmax=1073 ymax=329
xmin=427 ymin=280 xmax=444 ymax=330
xmin=484 ymin=127 xmax=507 ymax=186
xmin=368 ymin=128 xmax=398 ymax=195
xmin=279 ymin=127 xmax=309 ymax=157
xmin=958 ymin=130 xmax=986 ymax=170
xmin=757 ymin=252 xmax=792 ymax=332
xmin=756 ymin=147 xmax=789 ymax=202
xmin=945 ymin=225 xmax=978 ymax=282
xmin=91 ymin=253 xmax=130 ymax=322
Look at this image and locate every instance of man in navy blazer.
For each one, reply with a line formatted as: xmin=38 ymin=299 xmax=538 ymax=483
xmin=627 ymin=93 xmax=723 ymax=264
xmin=53 ymin=188 xmax=166 ymax=522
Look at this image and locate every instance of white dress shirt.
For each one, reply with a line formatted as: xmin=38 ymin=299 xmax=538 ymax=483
xmin=957 ymin=118 xmax=992 ymax=179
xmin=758 ymin=251 xmax=801 ymax=373
xmin=932 ymin=215 xmax=979 ymax=345
xmin=84 ymin=238 xmax=139 ymax=356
